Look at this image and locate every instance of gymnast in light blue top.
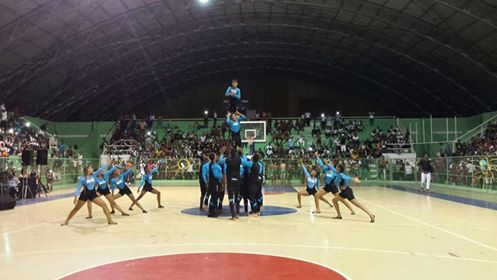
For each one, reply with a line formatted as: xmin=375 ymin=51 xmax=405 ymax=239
xmin=296 ymin=163 xmax=333 ymax=213
xmin=61 ymin=165 xmax=116 ymax=226
xmin=130 ymin=164 xmax=164 ymax=210
xmin=86 ymin=164 xmax=130 ymax=217
xmin=331 ymin=164 xmax=375 ymax=223
xmin=314 ymin=155 xmax=355 ymax=215
xmin=110 ymin=164 xmax=148 ymax=214
xmin=225 ymin=79 xmax=241 ymax=112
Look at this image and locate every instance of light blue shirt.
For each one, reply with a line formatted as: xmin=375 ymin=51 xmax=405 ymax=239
xmin=140 ymin=166 xmax=158 ymax=187
xmin=225 ymin=86 xmax=241 ymax=99
xmin=226 ymin=114 xmax=247 ymax=133
xmin=302 ymin=164 xmax=319 ymax=190
xmin=74 ymin=165 xmax=108 ymax=196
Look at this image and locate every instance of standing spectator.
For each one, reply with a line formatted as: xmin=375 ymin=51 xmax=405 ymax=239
xmin=212 ymin=111 xmax=218 ymax=128
xmin=467 ymin=161 xmax=475 ymax=185
xmin=46 ymin=169 xmax=55 ymax=192
xmin=203 ymin=110 xmax=209 ymax=128
xmin=305 ymin=112 xmax=311 ymax=127
xmin=130 ymin=113 xmax=137 ymax=130
xmin=320 ymin=114 xmax=326 ymax=129
xmin=418 ymin=155 xmax=433 ymax=192
xmin=334 ymin=111 xmax=342 ymax=130
xmin=394 ymin=160 xmax=403 ymax=180
xmin=0 ymin=103 xmax=7 ymax=131
xmin=58 ymin=141 xmax=65 ymax=157
xmin=369 ymin=111 xmax=375 ymax=125
xmin=379 ymin=156 xmax=388 ymax=179
xmin=267 ymin=112 xmax=272 ymax=130
xmin=145 ymin=115 xmax=154 ymax=129
xmin=326 ymin=114 xmax=333 ymax=128
xmin=404 ymin=160 xmax=414 ymax=181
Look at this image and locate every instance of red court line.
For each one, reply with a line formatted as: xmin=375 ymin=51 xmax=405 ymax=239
xmin=63 ymin=253 xmax=347 ymax=280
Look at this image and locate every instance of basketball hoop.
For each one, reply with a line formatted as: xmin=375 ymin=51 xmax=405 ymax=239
xmin=240 ymin=121 xmax=267 ymax=143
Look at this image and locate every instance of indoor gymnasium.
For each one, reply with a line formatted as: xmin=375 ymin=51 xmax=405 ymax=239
xmin=0 ymin=1 xmax=497 ymax=279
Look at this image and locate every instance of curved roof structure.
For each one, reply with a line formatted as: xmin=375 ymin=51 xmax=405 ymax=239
xmin=0 ymin=0 xmax=496 ymax=120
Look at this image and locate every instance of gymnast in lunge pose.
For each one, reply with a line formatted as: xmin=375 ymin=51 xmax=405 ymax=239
xmin=110 ymin=165 xmax=148 ymax=214
xmin=87 ymin=164 xmax=129 ymax=217
xmin=313 ymin=156 xmax=355 ymax=215
xmin=61 ymin=165 xmax=116 ymax=226
xmin=297 ymin=163 xmax=333 ymax=211
xmin=129 ymin=163 xmax=164 ymax=210
xmin=332 ymin=164 xmax=375 ymax=223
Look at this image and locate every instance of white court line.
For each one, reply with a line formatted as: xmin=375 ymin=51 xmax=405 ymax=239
xmin=361 ymin=197 xmax=497 ymax=253
xmin=2 ymin=242 xmax=497 ymax=265
xmin=1 ymin=223 xmax=48 ymax=237
xmin=56 ymin=251 xmax=352 ymax=280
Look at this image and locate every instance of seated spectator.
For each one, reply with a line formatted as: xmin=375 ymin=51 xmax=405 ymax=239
xmin=8 ymin=174 xmax=20 ymax=199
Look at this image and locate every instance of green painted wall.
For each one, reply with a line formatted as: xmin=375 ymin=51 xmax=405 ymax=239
xmin=26 ymin=117 xmax=113 ymax=158
xmin=24 ymin=110 xmax=497 ymax=158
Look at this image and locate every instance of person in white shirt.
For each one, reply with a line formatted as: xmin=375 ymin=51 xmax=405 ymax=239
xmin=320 ymin=114 xmax=326 ymax=129
xmin=369 ymin=111 xmax=375 ymax=125
xmin=305 ymin=112 xmax=311 ymax=126
xmin=296 ymin=137 xmax=305 ymax=148
xmin=404 ymin=160 xmax=413 ymax=180
xmin=0 ymin=104 xmax=7 ymax=131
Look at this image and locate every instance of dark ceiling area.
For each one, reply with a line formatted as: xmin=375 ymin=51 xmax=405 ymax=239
xmin=0 ymin=0 xmax=496 ymax=120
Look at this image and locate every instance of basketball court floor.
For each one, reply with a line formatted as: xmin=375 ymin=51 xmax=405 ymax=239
xmin=1 ymin=185 xmax=496 ymax=279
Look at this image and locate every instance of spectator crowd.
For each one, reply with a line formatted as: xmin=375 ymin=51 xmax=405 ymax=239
xmin=454 ymin=121 xmax=497 ymax=156
xmin=0 ymin=103 xmax=50 ymax=158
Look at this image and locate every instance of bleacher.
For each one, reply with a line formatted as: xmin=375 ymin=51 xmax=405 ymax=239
xmin=4 ymin=113 xmax=497 ymax=193
xmin=106 ymin=116 xmax=401 ymax=156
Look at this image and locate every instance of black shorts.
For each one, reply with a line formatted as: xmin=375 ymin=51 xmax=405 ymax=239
xmin=97 ymin=187 xmax=111 ymax=196
xmin=119 ymin=185 xmax=132 ymax=196
xmin=78 ymin=188 xmax=98 ymax=201
xmin=339 ymin=187 xmax=355 ymax=201
xmin=323 ymin=183 xmax=339 ymax=194
xmin=306 ymin=187 xmax=317 ymax=196
xmin=143 ymin=181 xmax=154 ymax=192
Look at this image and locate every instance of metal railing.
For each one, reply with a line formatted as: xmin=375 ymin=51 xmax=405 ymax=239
xmin=1 ymin=155 xmax=495 ymax=193
xmin=103 ymin=139 xmax=141 ymax=156
xmin=455 ymin=113 xmax=497 ymax=143
xmin=397 ymin=118 xmax=415 ymax=153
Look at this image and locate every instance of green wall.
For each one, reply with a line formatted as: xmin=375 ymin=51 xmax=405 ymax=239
xmin=24 ymin=110 xmax=497 ymax=158
xmin=26 ymin=117 xmax=113 ymax=158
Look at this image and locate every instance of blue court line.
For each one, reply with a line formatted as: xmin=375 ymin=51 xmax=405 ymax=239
xmin=264 ymin=185 xmax=297 ymax=193
xmin=181 ymin=206 xmax=297 ymax=217
xmin=385 ymin=185 xmax=497 ymax=211
xmin=15 ymin=193 xmax=74 ymax=206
